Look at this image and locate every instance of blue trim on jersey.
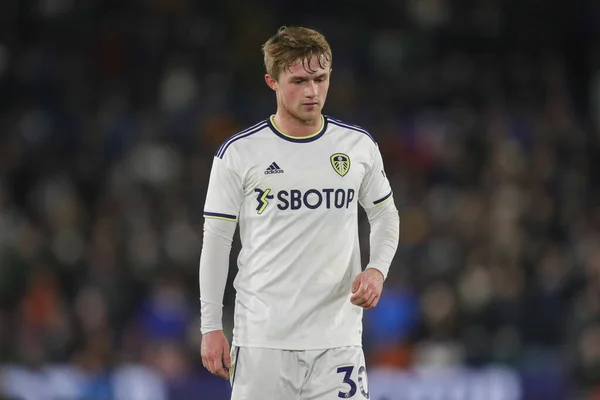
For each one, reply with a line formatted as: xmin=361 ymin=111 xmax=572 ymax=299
xmin=326 ymin=116 xmax=370 ymax=132
xmin=373 ymin=191 xmax=392 ymax=205
xmin=216 ymin=121 xmax=268 ymax=158
xmin=267 ymin=116 xmax=328 ymax=143
xmin=327 ymin=117 xmax=376 ymax=143
xmin=204 ymin=211 xmax=237 ymax=220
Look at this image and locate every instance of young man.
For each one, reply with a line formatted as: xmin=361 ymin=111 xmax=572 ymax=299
xmin=199 ymin=26 xmax=399 ymax=399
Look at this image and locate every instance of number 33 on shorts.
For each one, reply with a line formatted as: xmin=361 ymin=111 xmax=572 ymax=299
xmin=337 ymin=365 xmax=369 ymax=399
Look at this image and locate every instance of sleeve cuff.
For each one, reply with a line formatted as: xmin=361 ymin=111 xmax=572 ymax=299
xmin=204 ymin=211 xmax=237 ymax=222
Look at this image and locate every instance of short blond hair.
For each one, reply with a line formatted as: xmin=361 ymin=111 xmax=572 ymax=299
xmin=262 ymin=26 xmax=332 ymax=81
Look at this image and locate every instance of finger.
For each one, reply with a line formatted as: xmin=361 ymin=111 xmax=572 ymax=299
xmin=351 ymin=275 xmax=361 ymax=293
xmin=210 ymin=356 xmax=225 ymax=376
xmin=206 ymin=357 xmax=215 ymax=374
xmin=211 ymin=353 xmax=229 ymax=380
xmin=369 ymin=294 xmax=381 ymax=308
xmin=201 ymin=351 xmax=212 ymax=370
xmin=208 ymin=347 xmax=223 ymax=372
xmin=353 ymin=297 xmax=369 ymax=307
xmin=201 ymin=345 xmax=210 ymax=370
xmin=351 ymin=279 xmax=367 ymax=297
xmin=351 ymin=294 xmax=368 ymax=306
xmin=215 ymin=366 xmax=229 ymax=379
xmin=358 ymin=288 xmax=379 ymax=308
xmin=223 ymin=344 xmax=231 ymax=369
xmin=363 ymin=292 xmax=379 ymax=309
xmin=350 ymin=282 xmax=368 ymax=302
xmin=356 ymin=295 xmax=373 ymax=307
xmin=352 ymin=288 xmax=372 ymax=306
xmin=356 ymin=292 xmax=373 ymax=308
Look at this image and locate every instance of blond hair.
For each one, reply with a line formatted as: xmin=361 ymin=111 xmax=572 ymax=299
xmin=262 ymin=26 xmax=332 ymax=81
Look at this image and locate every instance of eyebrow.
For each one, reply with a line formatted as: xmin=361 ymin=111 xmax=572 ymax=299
xmin=289 ymin=73 xmax=328 ymax=81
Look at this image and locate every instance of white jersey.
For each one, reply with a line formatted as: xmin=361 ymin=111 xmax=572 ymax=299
xmin=203 ymin=115 xmax=394 ymax=350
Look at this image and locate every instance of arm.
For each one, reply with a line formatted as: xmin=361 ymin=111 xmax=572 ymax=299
xmin=199 ymin=154 xmax=243 ymax=378
xmin=364 ymin=198 xmax=400 ymax=280
xmin=351 ymin=144 xmax=400 ymax=308
xmin=199 ymin=218 xmax=237 ymax=334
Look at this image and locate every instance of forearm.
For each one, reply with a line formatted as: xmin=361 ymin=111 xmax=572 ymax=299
xmin=199 ymin=218 xmax=236 ymax=334
xmin=365 ymin=199 xmax=400 ymax=279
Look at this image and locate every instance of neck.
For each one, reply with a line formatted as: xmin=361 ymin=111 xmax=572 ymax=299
xmin=273 ymin=110 xmax=322 ymax=138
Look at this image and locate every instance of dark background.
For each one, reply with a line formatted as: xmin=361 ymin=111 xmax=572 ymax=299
xmin=1 ymin=0 xmax=600 ymax=399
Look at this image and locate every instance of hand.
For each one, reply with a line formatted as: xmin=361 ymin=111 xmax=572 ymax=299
xmin=201 ymin=330 xmax=231 ymax=379
xmin=350 ymin=268 xmax=384 ymax=309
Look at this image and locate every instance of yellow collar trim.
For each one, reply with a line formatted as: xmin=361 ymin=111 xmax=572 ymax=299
xmin=269 ymin=115 xmax=325 ymax=139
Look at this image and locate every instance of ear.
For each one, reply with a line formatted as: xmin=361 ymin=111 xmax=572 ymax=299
xmin=265 ymin=74 xmax=278 ymax=91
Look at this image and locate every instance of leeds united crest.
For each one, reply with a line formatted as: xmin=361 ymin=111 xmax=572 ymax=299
xmin=331 ymin=153 xmax=350 ymax=177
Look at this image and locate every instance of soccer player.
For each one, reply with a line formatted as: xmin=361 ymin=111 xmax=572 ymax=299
xmin=199 ymin=26 xmax=400 ymax=399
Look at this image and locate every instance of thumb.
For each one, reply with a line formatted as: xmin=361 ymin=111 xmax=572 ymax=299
xmin=352 ymin=274 xmax=361 ymax=293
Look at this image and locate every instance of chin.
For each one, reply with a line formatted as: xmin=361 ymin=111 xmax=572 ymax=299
xmin=297 ymin=108 xmax=321 ymax=120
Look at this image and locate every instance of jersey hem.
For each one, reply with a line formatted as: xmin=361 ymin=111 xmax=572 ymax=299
xmin=231 ymin=339 xmax=363 ymax=351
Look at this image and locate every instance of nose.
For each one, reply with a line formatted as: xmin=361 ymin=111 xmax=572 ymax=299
xmin=305 ymin=80 xmax=318 ymax=97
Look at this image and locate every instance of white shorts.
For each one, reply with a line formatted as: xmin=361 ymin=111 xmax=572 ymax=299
xmin=229 ymin=346 xmax=370 ymax=400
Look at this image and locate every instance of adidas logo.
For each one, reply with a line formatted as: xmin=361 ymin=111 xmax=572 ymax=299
xmin=264 ymin=162 xmax=284 ymax=175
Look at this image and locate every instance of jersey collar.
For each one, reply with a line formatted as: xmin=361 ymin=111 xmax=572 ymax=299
xmin=267 ymin=115 xmax=328 ymax=143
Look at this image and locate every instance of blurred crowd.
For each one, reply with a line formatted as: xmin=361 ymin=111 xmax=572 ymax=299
xmin=1 ymin=0 xmax=600 ymax=399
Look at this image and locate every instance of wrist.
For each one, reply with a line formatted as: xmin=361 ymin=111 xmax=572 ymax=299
xmin=201 ymin=326 xmax=223 ymax=335
xmin=365 ymin=266 xmax=385 ymax=281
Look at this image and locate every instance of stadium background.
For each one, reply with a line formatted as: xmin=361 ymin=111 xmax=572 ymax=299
xmin=1 ymin=0 xmax=600 ymax=399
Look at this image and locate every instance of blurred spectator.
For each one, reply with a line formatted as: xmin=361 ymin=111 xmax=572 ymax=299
xmin=136 ymin=273 xmax=193 ymax=343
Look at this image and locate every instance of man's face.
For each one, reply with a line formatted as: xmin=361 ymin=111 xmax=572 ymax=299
xmin=267 ymin=55 xmax=331 ymax=122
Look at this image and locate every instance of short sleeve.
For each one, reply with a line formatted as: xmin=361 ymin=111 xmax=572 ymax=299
xmin=203 ymin=156 xmax=244 ymax=222
xmin=358 ymin=145 xmax=393 ymax=210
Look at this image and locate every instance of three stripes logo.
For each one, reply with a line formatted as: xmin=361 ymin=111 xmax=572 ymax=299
xmin=264 ymin=162 xmax=284 ymax=175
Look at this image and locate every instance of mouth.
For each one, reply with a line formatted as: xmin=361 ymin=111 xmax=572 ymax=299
xmin=303 ymin=102 xmax=318 ymax=107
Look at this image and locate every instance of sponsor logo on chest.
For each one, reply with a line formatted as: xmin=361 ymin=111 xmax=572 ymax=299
xmin=254 ymin=153 xmax=354 ymax=213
